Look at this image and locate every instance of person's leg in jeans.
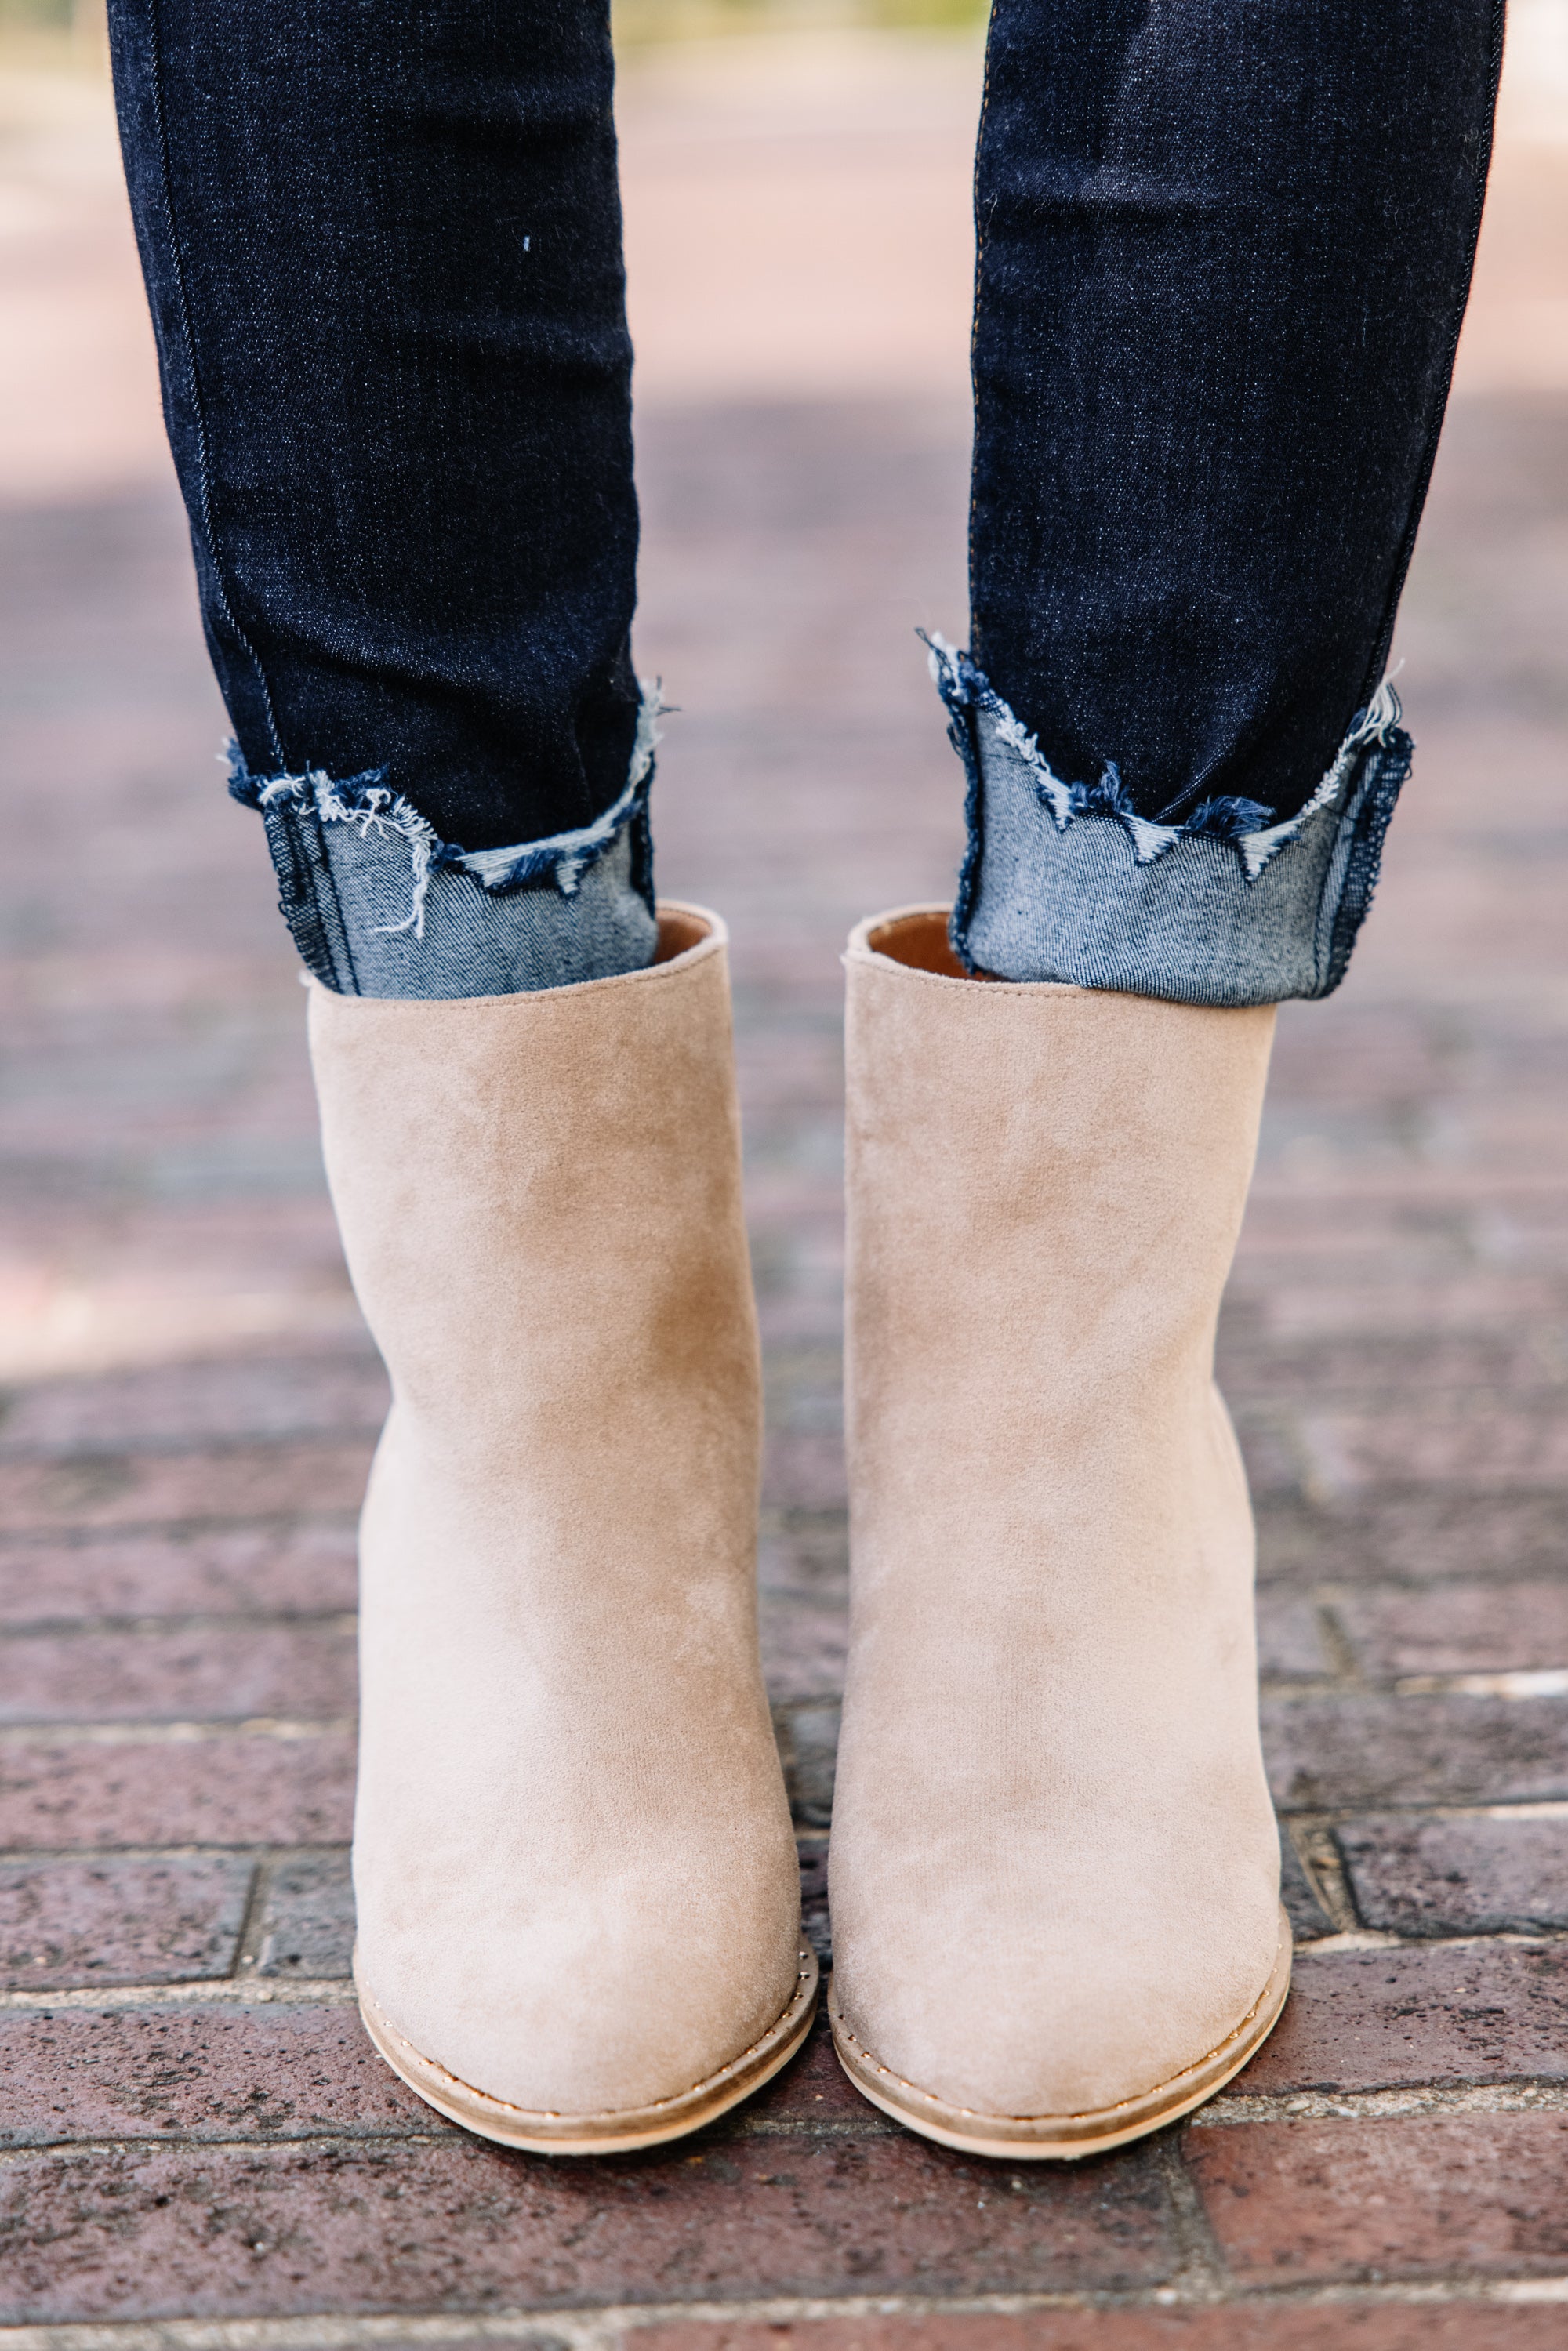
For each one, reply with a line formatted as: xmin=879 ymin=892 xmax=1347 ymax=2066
xmin=111 ymin=0 xmax=653 ymax=999
xmin=829 ymin=0 xmax=1505 ymax=2154
xmin=107 ymin=0 xmax=815 ymax=2153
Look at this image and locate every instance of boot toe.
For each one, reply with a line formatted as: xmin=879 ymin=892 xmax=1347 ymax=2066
xmin=357 ymin=1871 xmax=808 ymax=2125
xmin=832 ymin=1896 xmax=1290 ymax=2146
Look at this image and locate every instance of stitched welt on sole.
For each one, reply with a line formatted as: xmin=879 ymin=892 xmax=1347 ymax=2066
xmin=354 ymin=1945 xmax=819 ymax=2155
xmin=827 ymin=1907 xmax=1293 ymax=2159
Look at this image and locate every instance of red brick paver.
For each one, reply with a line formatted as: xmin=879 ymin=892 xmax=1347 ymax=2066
xmin=1190 ymin=2113 xmax=1568 ymax=2284
xmin=0 ymin=22 xmax=1566 ymax=2348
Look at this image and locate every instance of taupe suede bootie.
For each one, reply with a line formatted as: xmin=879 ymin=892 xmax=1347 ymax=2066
xmin=828 ymin=905 xmax=1290 ymax=2158
xmin=310 ymin=905 xmax=815 ymax=2154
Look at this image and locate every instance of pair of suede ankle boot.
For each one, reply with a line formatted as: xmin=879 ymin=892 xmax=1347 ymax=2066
xmin=311 ymin=900 xmax=1290 ymax=2160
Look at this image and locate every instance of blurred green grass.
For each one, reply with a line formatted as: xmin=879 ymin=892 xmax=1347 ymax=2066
xmin=0 ymin=0 xmax=104 ymax=71
xmin=0 ymin=0 xmax=988 ymax=65
xmin=614 ymin=0 xmax=985 ymax=42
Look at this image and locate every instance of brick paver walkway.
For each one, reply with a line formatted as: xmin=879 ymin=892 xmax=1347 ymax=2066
xmin=2 ymin=27 xmax=1568 ymax=2346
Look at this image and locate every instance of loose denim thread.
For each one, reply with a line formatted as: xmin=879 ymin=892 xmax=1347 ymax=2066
xmin=227 ymin=684 xmax=664 ymax=943
xmin=923 ymin=632 xmax=1403 ymax=884
xmin=260 ymin=771 xmax=439 ymax=938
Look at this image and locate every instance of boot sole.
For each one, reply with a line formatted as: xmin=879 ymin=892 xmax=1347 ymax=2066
xmin=828 ymin=1907 xmax=1293 ymax=2159
xmin=355 ymin=1943 xmax=819 ymax=2155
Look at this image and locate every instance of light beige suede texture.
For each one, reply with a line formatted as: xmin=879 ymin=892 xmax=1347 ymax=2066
xmin=309 ymin=906 xmax=804 ymax=2126
xmin=829 ymin=906 xmax=1286 ymax=2135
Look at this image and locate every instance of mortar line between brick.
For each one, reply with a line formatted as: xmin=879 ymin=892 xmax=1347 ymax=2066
xmin=0 ymin=1896 xmax=1553 ymax=1980
xmin=1195 ymin=2078 xmax=1568 ymax=2125
xmin=2 ymin=2274 xmax=1568 ymax=2351
xmin=1294 ymin=1925 xmax=1568 ymax=1952
xmin=16 ymin=2074 xmax=1568 ymax=2157
xmin=0 ymin=1845 xmax=348 ymax=1867
xmin=728 ymin=2113 xmax=898 ymax=2138
xmin=1324 ymin=1798 xmax=1568 ymax=1823
xmin=1281 ymin=1796 xmax=1568 ymax=1824
xmin=0 ymin=1979 xmax=358 ymax=2011
xmin=0 ymin=2129 xmax=456 ymax=2164
xmin=1151 ymin=2129 xmax=1229 ymax=2300
xmin=0 ymin=1612 xmax=358 ymax=1640
xmin=1263 ymin=1671 xmax=1568 ymax=1700
xmin=0 ymin=1436 xmax=377 ymax=1470
xmin=0 ymin=1718 xmax=354 ymax=1748
xmin=2 ymin=2114 xmax=900 ymax=2153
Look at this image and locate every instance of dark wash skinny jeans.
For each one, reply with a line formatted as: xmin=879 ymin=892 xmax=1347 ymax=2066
xmin=108 ymin=0 xmax=1504 ymax=1005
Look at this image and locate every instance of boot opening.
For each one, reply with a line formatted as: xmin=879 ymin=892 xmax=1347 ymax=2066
xmin=867 ymin=908 xmax=970 ymax=978
xmin=654 ymin=907 xmax=712 ymax=962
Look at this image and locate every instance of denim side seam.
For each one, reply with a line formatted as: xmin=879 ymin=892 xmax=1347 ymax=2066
xmin=927 ymin=637 xmax=1412 ymax=1008
xmin=140 ymin=0 xmax=285 ymax=765
xmin=230 ymin=688 xmax=663 ymax=1000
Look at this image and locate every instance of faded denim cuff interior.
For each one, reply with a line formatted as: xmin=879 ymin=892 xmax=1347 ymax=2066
xmin=930 ymin=638 xmax=1412 ymax=1007
xmin=228 ymin=695 xmax=661 ymax=1000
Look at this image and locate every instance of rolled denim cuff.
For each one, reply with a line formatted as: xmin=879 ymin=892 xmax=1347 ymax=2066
xmin=930 ymin=639 xmax=1412 ymax=1007
xmin=230 ymin=694 xmax=661 ymax=999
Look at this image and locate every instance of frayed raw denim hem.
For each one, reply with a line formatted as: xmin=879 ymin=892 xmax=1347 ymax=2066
xmin=229 ymin=694 xmax=662 ymax=999
xmin=927 ymin=638 xmax=1412 ymax=1007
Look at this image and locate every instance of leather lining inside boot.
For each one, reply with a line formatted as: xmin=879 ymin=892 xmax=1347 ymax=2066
xmin=654 ymin=908 xmax=711 ymax=962
xmin=866 ymin=909 xmax=973 ymax=978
